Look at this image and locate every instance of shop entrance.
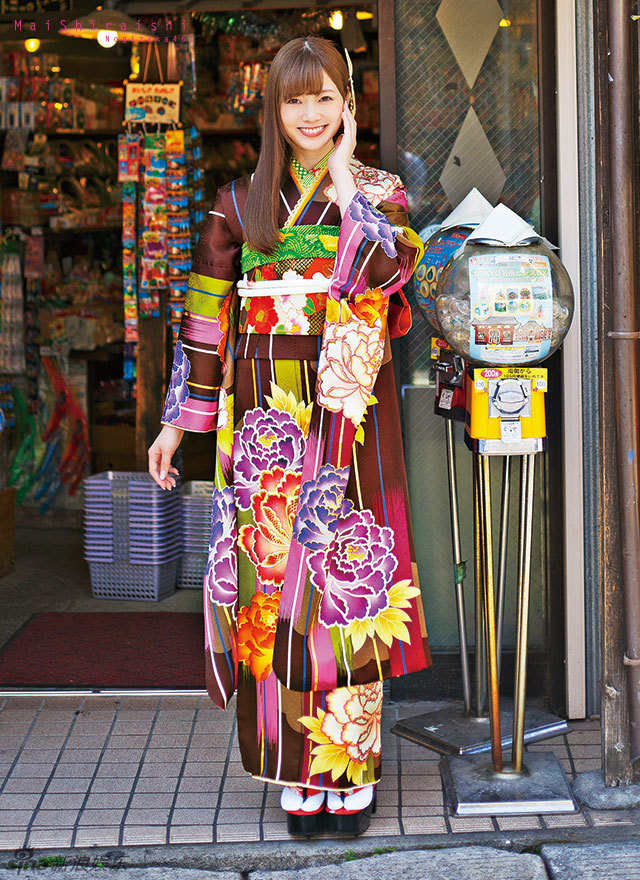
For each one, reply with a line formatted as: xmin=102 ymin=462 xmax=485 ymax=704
xmin=0 ymin=2 xmax=384 ymax=691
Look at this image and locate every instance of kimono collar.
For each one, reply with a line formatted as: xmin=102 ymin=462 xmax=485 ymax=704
xmin=289 ymin=147 xmax=335 ymax=192
xmin=284 ymin=147 xmax=335 ymax=228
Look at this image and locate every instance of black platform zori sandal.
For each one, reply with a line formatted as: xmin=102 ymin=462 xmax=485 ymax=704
xmin=324 ymin=784 xmax=377 ymax=836
xmin=281 ymin=785 xmax=326 ymax=836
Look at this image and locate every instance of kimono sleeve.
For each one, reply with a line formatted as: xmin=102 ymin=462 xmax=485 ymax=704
xmin=329 ymin=180 xmax=424 ymax=327
xmin=161 ymin=190 xmax=241 ymax=433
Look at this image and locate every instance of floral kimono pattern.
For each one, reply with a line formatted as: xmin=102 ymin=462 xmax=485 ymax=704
xmin=162 ymin=158 xmax=431 ymax=790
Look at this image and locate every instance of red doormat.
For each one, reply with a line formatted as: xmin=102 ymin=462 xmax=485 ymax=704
xmin=0 ymin=612 xmax=205 ymax=688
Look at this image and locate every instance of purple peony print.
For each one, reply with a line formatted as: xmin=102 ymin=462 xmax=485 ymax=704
xmin=293 ymin=464 xmax=353 ymax=551
xmin=233 ymin=407 xmax=305 ymax=510
xmin=348 ymin=191 xmax=398 ymax=258
xmin=309 ymin=508 xmax=398 ymax=628
xmin=204 ymin=487 xmax=237 ymax=607
xmin=162 ymin=340 xmax=191 ymax=423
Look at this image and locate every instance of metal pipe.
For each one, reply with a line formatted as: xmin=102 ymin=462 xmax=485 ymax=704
xmin=479 ymin=454 xmax=503 ymax=771
xmin=496 ymin=455 xmax=511 ymax=680
xmin=607 ymin=0 xmax=640 ymax=764
xmin=512 ymin=454 xmax=536 ymax=772
xmin=473 ymin=453 xmax=488 ymax=718
xmin=446 ymin=419 xmax=472 ymax=714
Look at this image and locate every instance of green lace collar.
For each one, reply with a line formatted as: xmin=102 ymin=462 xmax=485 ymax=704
xmin=289 ymin=147 xmax=335 ymax=190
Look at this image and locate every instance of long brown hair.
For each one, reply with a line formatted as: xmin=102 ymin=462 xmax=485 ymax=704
xmin=243 ymin=36 xmax=349 ymax=255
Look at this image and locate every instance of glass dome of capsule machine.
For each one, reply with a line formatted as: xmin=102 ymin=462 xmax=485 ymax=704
xmin=434 ymin=239 xmax=574 ymax=367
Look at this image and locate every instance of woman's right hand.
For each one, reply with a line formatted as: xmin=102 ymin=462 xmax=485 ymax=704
xmin=148 ymin=424 xmax=184 ymax=490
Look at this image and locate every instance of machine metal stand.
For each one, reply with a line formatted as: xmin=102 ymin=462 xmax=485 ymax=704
xmin=440 ymin=453 xmax=576 ymax=815
xmin=447 ymin=418 xmax=472 ymax=716
xmin=392 ymin=426 xmax=567 ymax=756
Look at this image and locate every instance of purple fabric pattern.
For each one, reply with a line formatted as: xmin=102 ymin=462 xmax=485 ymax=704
xmin=308 ymin=509 xmax=398 ymax=628
xmin=348 ymin=191 xmax=398 ymax=258
xmin=204 ymin=487 xmax=237 ymax=607
xmin=293 ymin=464 xmax=354 ymax=551
xmin=233 ymin=407 xmax=305 ymax=510
xmin=162 ymin=340 xmax=191 ymax=423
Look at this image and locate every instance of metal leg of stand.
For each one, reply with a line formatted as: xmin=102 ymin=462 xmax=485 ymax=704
xmin=496 ymin=456 xmax=511 ymax=681
xmin=473 ymin=454 xmax=487 ymax=719
xmin=440 ymin=451 xmax=576 ymax=816
xmin=478 ymin=454 xmax=502 ymax=771
xmin=512 ymin=453 xmax=536 ymax=772
xmin=446 ymin=419 xmax=472 ymax=715
xmin=391 ymin=446 xmax=566 ymax=759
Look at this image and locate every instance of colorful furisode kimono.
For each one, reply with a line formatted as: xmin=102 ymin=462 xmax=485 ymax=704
xmin=161 ymin=154 xmax=432 ymax=791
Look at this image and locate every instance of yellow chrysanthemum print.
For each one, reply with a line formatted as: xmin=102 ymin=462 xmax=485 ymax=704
xmin=345 ymin=579 xmax=422 ymax=652
xmin=265 ymin=382 xmax=312 ymax=437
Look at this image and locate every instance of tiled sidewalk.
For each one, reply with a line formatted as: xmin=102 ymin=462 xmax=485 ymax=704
xmin=0 ymin=695 xmax=619 ymax=851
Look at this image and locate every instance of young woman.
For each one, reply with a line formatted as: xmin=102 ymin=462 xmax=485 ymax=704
xmin=149 ymin=35 xmax=432 ymax=837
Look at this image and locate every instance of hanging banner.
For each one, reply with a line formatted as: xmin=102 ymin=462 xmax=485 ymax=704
xmin=125 ymin=82 xmax=181 ymax=124
xmin=468 ymin=252 xmax=553 ymax=364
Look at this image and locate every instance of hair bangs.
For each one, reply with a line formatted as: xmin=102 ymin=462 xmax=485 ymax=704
xmin=277 ymin=50 xmax=326 ymax=103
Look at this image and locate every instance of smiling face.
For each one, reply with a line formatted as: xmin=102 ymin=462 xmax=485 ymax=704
xmin=279 ymin=70 xmax=344 ymax=168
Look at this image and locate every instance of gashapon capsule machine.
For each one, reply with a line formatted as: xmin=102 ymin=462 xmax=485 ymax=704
xmin=433 ymin=203 xmax=575 ymax=815
xmin=393 ymin=194 xmax=569 ymax=759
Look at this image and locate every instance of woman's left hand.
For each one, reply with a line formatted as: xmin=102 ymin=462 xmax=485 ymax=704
xmin=328 ymin=100 xmax=357 ymax=178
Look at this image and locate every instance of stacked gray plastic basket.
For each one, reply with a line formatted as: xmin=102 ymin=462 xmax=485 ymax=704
xmin=83 ymin=471 xmax=182 ymax=601
xmin=178 ymin=480 xmax=213 ymax=589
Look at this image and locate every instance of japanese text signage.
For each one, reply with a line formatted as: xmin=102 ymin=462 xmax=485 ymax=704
xmin=125 ymin=82 xmax=180 ymax=124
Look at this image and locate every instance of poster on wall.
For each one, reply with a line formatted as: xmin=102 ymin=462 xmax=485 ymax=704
xmin=468 ymin=252 xmax=553 ymax=364
xmin=125 ymin=82 xmax=181 ymax=124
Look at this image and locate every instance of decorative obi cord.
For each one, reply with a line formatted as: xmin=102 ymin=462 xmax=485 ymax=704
xmin=238 ymin=224 xmax=340 ymax=337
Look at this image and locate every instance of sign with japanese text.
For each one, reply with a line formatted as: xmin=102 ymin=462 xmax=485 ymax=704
xmin=125 ymin=82 xmax=180 ymax=124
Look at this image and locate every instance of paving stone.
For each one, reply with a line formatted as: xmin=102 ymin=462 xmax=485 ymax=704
xmin=573 ymin=760 xmax=600 ymax=772
xmin=401 ymin=804 xmax=446 ymax=816
xmin=497 ymin=815 xmax=542 ymax=830
xmin=542 ymin=842 xmax=640 ymax=879
xmin=0 ymin=870 xmax=240 ymax=880
xmin=169 ymin=825 xmax=214 ymax=844
xmin=122 ymin=827 xmax=168 ymax=845
xmin=448 ymin=816 xmax=494 ymax=833
xmin=0 ymin=792 xmax=41 ymax=810
xmin=0 ymin=831 xmax=27 ymax=849
xmin=84 ymin=793 xmax=131 ymax=810
xmin=585 ymin=809 xmax=634 ymax=825
xmin=542 ymin=813 xmax=588 ymax=827
xmin=27 ymin=828 xmax=74 ymax=848
xmin=401 ymin=816 xmax=448 ymax=833
xmin=250 ymin=847 xmax=547 ymax=880
xmin=39 ymin=793 xmax=86 ymax=810
xmin=217 ymin=824 xmax=261 ymax=842
xmin=72 ymin=826 xmax=121 ymax=846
